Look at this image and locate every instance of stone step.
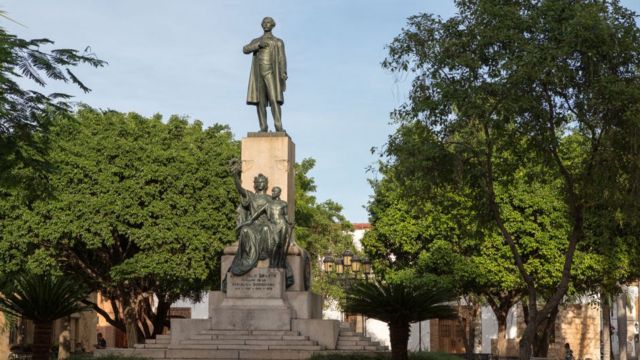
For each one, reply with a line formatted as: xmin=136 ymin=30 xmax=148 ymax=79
xmin=198 ymin=329 xmax=299 ymax=336
xmin=156 ymin=334 xmax=171 ymax=339
xmin=190 ymin=334 xmax=308 ymax=341
xmin=134 ymin=343 xmax=169 ymax=349
xmin=337 ymin=340 xmax=379 ymax=346
xmin=337 ymin=335 xmax=367 ymax=341
xmin=169 ymin=343 xmax=324 ymax=351
xmin=199 ymin=329 xmax=251 ymax=335
xmin=339 ymin=331 xmax=361 ymax=336
xmin=336 ymin=344 xmax=381 ymax=351
xmin=180 ymin=339 xmax=315 ymax=346
xmin=252 ymin=330 xmax=299 ymax=336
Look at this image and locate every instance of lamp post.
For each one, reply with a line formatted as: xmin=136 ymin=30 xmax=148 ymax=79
xmin=322 ymin=252 xmax=373 ymax=335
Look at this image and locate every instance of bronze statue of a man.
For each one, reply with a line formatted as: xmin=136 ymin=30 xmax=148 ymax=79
xmin=243 ymin=17 xmax=287 ymax=132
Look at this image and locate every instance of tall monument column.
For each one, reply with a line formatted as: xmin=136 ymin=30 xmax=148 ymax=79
xmin=240 ymin=132 xmax=295 ymax=221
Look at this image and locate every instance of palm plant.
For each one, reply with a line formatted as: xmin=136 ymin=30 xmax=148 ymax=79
xmin=344 ymin=280 xmax=458 ymax=360
xmin=0 ymin=273 xmax=91 ymax=360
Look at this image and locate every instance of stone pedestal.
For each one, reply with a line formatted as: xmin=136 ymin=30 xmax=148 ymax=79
xmin=241 ymin=133 xmax=295 ymax=220
xmin=210 ymin=268 xmax=293 ymax=330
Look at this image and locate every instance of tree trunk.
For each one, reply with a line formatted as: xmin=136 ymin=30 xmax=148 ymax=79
xmin=617 ymin=289 xmax=628 ymax=360
xmin=487 ymin=295 xmax=515 ymax=360
xmin=497 ymin=319 xmax=507 ymax=358
xmin=124 ymin=301 xmax=138 ymax=348
xmin=519 ymin=296 xmax=536 ymax=360
xmin=388 ymin=321 xmax=410 ymax=360
xmin=32 ymin=321 xmax=53 ymax=360
xmin=602 ymin=298 xmax=611 ymax=360
xmin=152 ymin=295 xmax=172 ymax=338
xmin=461 ymin=302 xmax=480 ymax=360
xmin=533 ymin=304 xmax=559 ymax=357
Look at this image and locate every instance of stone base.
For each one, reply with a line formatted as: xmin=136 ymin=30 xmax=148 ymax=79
xmin=221 ymin=243 xmax=310 ymax=291
xmin=210 ymin=268 xmax=293 ymax=330
xmin=209 ymin=290 xmax=322 ymax=321
xmin=292 ymin=319 xmax=340 ymax=350
xmin=211 ymin=303 xmax=293 ymax=330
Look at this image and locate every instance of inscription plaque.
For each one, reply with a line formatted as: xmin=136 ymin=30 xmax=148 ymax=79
xmin=226 ymin=267 xmax=285 ymax=299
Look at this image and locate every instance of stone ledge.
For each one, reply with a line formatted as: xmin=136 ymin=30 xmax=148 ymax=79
xmin=247 ymin=131 xmax=289 ymax=138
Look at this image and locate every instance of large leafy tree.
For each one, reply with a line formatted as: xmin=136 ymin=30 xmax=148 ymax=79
xmin=382 ymin=1 xmax=640 ymax=358
xmin=0 ymin=108 xmax=238 ymax=345
xmin=293 ymin=158 xmax=354 ymax=299
xmin=0 ymin=15 xmax=105 ymax=192
xmin=0 ymin=273 xmax=90 ymax=360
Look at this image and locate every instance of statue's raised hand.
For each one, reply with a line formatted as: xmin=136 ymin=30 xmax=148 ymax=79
xmin=229 ymin=159 xmax=242 ymax=175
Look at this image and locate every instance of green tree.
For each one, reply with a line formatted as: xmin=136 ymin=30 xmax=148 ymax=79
xmin=0 ymin=273 xmax=90 ymax=360
xmin=293 ymin=158 xmax=354 ymax=299
xmin=0 ymin=16 xmax=105 ymax=192
xmin=382 ymin=1 xmax=640 ymax=358
xmin=0 ymin=107 xmax=238 ymax=345
xmin=344 ymin=280 xmax=457 ymax=360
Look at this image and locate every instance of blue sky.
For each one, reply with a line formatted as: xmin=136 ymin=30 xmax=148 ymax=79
xmin=2 ymin=1 xmax=639 ymax=223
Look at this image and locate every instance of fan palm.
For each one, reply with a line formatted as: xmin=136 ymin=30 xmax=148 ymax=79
xmin=344 ymin=280 xmax=457 ymax=360
xmin=0 ymin=273 xmax=91 ymax=360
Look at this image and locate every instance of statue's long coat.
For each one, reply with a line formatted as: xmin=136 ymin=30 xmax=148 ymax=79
xmin=244 ymin=35 xmax=287 ymax=106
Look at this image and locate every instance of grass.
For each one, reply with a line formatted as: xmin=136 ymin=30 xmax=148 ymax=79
xmin=309 ymin=351 xmax=461 ymax=360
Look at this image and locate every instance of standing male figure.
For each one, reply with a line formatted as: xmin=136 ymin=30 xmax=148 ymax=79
xmin=243 ymin=17 xmax=287 ymax=132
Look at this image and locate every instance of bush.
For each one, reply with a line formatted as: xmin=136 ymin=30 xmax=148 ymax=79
xmin=69 ymin=355 xmax=145 ymax=360
xmin=309 ymin=353 xmax=389 ymax=360
xmin=409 ymin=352 xmax=460 ymax=360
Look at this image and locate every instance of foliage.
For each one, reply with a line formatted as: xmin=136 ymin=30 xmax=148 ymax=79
xmin=344 ymin=279 xmax=456 ymax=360
xmin=309 ymin=354 xmax=388 ymax=360
xmin=0 ymin=107 xmax=239 ymax=339
xmin=382 ymin=1 xmax=640 ymax=358
xmin=0 ymin=273 xmax=90 ymax=360
xmin=69 ymin=356 xmax=145 ymax=360
xmin=0 ymin=273 xmax=89 ymax=321
xmin=309 ymin=353 xmax=460 ymax=360
xmin=0 ymin=18 xmax=105 ymax=192
xmin=294 ymin=158 xmax=354 ymax=300
xmin=409 ymin=353 xmax=461 ymax=360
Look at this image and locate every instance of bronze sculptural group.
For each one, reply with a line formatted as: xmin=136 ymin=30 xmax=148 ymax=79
xmin=226 ymin=160 xmax=294 ymax=288
xmin=244 ymin=16 xmax=287 ymax=132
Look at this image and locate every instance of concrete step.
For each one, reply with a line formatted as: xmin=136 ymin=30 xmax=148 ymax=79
xmin=190 ymin=334 xmax=308 ymax=341
xmin=252 ymin=330 xmax=299 ymax=336
xmin=337 ymin=335 xmax=366 ymax=341
xmin=168 ymin=343 xmax=323 ymax=351
xmin=336 ymin=344 xmax=380 ymax=351
xmin=180 ymin=339 xmax=315 ymax=346
xmin=134 ymin=343 xmax=169 ymax=349
xmin=198 ymin=329 xmax=299 ymax=336
xmin=338 ymin=331 xmax=360 ymax=336
xmin=338 ymin=340 xmax=379 ymax=346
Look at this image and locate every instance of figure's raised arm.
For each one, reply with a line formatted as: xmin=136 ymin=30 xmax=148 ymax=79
xmin=229 ymin=159 xmax=247 ymax=197
xmin=243 ymin=39 xmax=261 ymax=54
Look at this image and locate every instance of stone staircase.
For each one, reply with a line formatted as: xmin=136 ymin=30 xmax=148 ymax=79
xmin=334 ymin=322 xmax=389 ymax=352
xmin=98 ymin=323 xmax=387 ymax=359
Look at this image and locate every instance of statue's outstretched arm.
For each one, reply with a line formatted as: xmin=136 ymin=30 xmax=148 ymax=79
xmin=243 ymin=39 xmax=261 ymax=54
xmin=229 ymin=159 xmax=247 ymax=198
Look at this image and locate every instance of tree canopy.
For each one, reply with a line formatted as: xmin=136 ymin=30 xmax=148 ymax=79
xmin=0 ymin=107 xmax=238 ymax=340
xmin=381 ymin=1 xmax=640 ymax=358
xmin=0 ymin=17 xmax=105 ymax=192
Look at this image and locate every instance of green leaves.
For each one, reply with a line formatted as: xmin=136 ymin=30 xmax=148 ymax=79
xmin=0 ymin=273 xmax=90 ymax=322
xmin=344 ymin=279 xmax=457 ymax=324
xmin=0 ymin=107 xmax=239 ymax=298
xmin=0 ymin=24 xmax=105 ymax=192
